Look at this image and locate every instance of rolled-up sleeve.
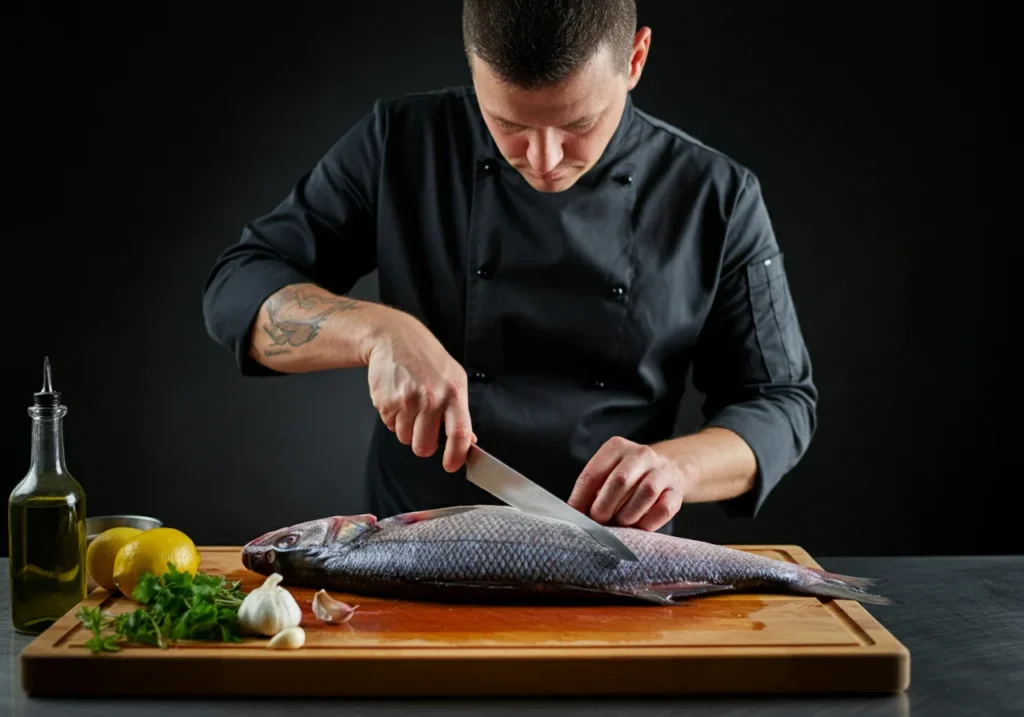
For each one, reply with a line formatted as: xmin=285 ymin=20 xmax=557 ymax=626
xmin=201 ymin=101 xmax=386 ymax=376
xmin=691 ymin=170 xmax=818 ymax=517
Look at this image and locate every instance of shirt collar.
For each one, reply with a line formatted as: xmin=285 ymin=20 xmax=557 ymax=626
xmin=599 ymin=91 xmax=637 ymax=164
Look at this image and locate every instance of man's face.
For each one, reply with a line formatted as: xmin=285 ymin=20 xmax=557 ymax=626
xmin=471 ymin=33 xmax=649 ymax=193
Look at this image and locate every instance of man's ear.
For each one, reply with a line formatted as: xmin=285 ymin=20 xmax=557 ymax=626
xmin=626 ymin=27 xmax=652 ymax=91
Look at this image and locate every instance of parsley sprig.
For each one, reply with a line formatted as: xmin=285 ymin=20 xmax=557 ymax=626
xmin=77 ymin=562 xmax=248 ymax=653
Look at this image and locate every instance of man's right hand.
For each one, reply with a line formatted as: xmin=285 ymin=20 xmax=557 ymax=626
xmin=364 ymin=311 xmax=474 ymax=472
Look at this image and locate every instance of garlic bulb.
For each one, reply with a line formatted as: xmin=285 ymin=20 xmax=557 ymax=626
xmin=312 ymin=589 xmax=358 ymax=623
xmin=267 ymin=626 xmax=305 ymax=649
xmin=237 ymin=573 xmax=302 ymax=636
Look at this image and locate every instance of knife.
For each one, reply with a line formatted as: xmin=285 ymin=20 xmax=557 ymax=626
xmin=464 ymin=443 xmax=639 ymax=562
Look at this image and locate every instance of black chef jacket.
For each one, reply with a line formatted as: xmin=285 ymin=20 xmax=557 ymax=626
xmin=202 ymin=85 xmax=818 ymax=523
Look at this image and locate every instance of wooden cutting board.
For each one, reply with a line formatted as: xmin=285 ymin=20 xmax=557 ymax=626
xmin=20 ymin=545 xmax=910 ymax=697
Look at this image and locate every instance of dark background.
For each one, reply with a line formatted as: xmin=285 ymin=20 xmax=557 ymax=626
xmin=3 ymin=2 xmax=1017 ymax=557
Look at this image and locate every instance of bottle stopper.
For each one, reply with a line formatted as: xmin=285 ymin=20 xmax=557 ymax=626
xmin=32 ymin=356 xmax=62 ymax=409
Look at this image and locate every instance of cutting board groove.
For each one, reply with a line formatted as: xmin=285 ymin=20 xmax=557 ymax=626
xmin=20 ymin=544 xmax=910 ymax=696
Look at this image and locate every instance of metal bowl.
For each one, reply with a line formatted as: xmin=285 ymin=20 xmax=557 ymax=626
xmin=86 ymin=515 xmax=163 ymax=544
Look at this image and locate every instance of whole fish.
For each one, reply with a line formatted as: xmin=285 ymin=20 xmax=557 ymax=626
xmin=241 ymin=505 xmax=897 ymax=606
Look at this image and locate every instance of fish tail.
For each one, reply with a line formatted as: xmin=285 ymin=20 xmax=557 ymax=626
xmin=808 ymin=567 xmax=887 ymax=589
xmin=796 ymin=569 xmax=902 ymax=606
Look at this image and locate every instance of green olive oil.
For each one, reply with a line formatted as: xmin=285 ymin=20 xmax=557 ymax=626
xmin=7 ymin=357 xmax=87 ymax=634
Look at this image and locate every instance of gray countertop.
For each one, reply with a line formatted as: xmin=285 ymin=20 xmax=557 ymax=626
xmin=3 ymin=556 xmax=1022 ymax=716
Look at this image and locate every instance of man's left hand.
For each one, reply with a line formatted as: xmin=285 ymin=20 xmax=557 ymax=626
xmin=567 ymin=436 xmax=687 ymax=532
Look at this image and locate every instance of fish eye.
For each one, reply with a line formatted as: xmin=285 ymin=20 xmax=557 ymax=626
xmin=275 ymin=534 xmax=298 ymax=548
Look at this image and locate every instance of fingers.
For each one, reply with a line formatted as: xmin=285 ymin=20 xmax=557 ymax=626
xmin=411 ymin=402 xmax=444 ymax=457
xmin=634 ymin=490 xmax=682 ymax=533
xmin=379 ymin=405 xmax=398 ymax=433
xmin=568 ymin=440 xmax=623 ymax=514
xmin=382 ymin=374 xmax=469 ymax=462
xmin=589 ymin=450 xmax=652 ymax=524
xmin=394 ymin=408 xmax=416 ymax=446
xmin=614 ymin=474 xmax=669 ymax=527
xmin=441 ymin=385 xmax=473 ymax=473
xmin=368 ymin=327 xmax=473 ymax=463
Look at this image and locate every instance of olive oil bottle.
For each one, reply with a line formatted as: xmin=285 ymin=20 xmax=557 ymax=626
xmin=8 ymin=357 xmax=87 ymax=634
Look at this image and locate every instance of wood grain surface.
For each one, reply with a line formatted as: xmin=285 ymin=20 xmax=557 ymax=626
xmin=19 ymin=545 xmax=911 ymax=697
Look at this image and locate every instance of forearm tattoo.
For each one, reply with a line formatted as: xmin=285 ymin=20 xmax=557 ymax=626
xmin=258 ymin=287 xmax=359 ymax=356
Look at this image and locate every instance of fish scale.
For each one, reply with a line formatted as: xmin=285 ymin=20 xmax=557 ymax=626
xmin=242 ymin=505 xmax=899 ymax=606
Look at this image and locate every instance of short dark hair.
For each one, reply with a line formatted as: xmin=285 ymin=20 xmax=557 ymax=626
xmin=462 ymin=0 xmax=637 ymax=89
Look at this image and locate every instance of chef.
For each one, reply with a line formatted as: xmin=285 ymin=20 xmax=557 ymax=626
xmin=202 ymin=0 xmax=818 ymax=534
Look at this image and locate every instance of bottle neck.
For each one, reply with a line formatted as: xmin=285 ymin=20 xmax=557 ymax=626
xmin=28 ymin=408 xmax=68 ymax=475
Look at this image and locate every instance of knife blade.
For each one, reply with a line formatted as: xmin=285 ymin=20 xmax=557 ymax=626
xmin=464 ymin=443 xmax=639 ymax=562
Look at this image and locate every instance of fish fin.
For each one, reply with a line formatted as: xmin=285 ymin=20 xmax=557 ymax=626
xmin=808 ymin=568 xmax=887 ymax=588
xmin=799 ymin=572 xmax=902 ymax=606
xmin=392 ymin=506 xmax=480 ymax=524
xmin=627 ymin=582 xmax=736 ymax=605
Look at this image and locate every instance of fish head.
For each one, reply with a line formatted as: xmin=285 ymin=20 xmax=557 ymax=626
xmin=241 ymin=514 xmax=377 ymax=577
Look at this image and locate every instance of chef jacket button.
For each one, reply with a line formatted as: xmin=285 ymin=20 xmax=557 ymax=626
xmin=610 ymin=285 xmax=627 ymax=300
xmin=592 ymin=379 xmax=606 ymax=389
xmin=470 ymin=371 xmax=489 ymax=382
xmin=481 ymin=160 xmax=495 ymax=172
xmin=476 ymin=265 xmax=493 ymax=279
xmin=616 ymin=173 xmax=633 ymax=185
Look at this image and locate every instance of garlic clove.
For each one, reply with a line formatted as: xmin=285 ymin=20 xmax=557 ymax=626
xmin=312 ymin=590 xmax=358 ymax=624
xmin=267 ymin=626 xmax=305 ymax=649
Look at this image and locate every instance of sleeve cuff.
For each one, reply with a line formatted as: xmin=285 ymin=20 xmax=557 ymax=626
xmin=701 ymin=401 xmax=792 ymax=518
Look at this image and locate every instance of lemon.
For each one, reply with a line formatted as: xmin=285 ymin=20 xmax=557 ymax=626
xmin=87 ymin=527 xmax=144 ymax=592
xmin=113 ymin=527 xmax=200 ymax=599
